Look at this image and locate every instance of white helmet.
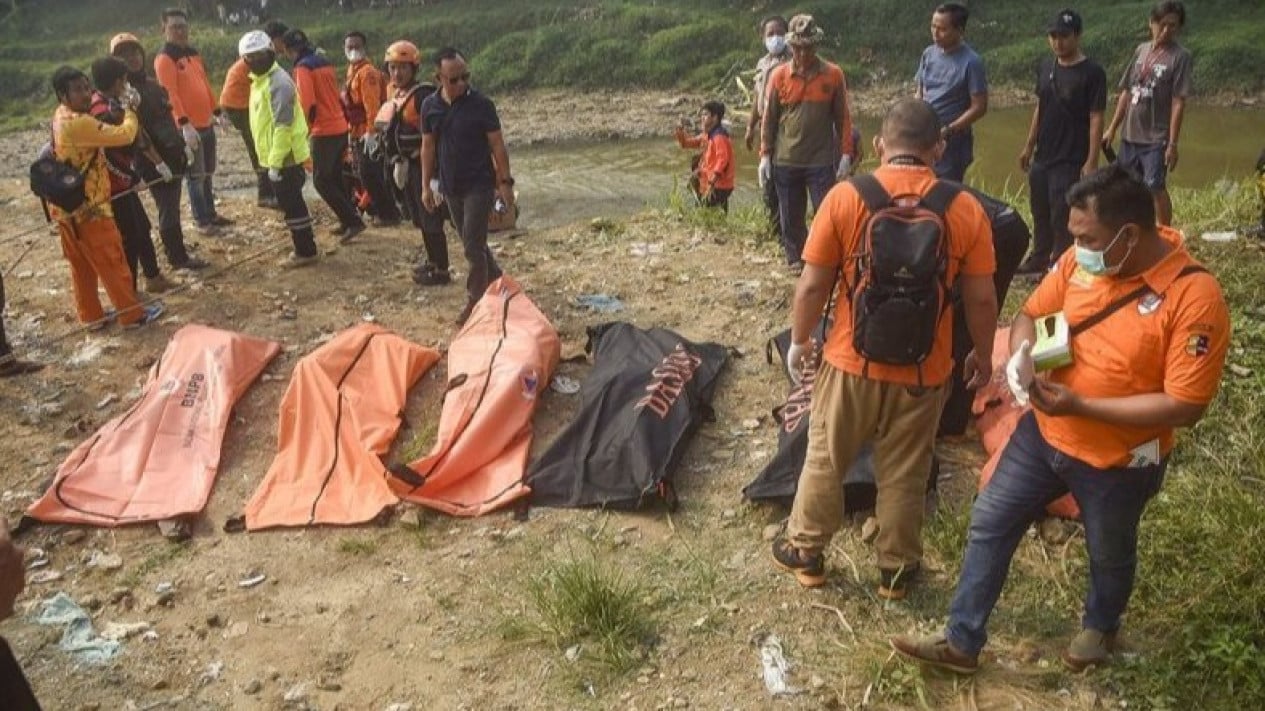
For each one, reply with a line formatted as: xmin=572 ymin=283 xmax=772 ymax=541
xmin=238 ymin=30 xmax=272 ymax=56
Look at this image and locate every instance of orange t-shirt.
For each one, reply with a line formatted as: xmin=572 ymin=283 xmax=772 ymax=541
xmin=345 ymin=60 xmax=386 ymax=138
xmin=293 ymin=51 xmax=349 ymax=138
xmin=219 ymin=58 xmax=251 ymax=110
xmin=154 ymin=47 xmax=216 ymax=129
xmin=1022 ymin=226 xmax=1230 ymax=468
xmin=803 ymin=163 xmax=996 ymax=386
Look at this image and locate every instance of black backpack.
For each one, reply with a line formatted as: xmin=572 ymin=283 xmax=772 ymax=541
xmin=379 ymin=84 xmax=432 ymax=161
xmin=846 ymin=174 xmax=960 ymax=378
xmin=30 ymin=133 xmax=96 ymax=214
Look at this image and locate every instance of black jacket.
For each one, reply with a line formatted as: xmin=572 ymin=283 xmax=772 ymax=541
xmin=126 ymin=65 xmax=187 ymax=175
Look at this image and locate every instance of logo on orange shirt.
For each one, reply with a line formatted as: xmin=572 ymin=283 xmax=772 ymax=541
xmin=1185 ymin=333 xmax=1210 ymax=357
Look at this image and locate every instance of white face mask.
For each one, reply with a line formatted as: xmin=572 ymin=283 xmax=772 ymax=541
xmin=345 ymin=48 xmax=365 ymax=63
xmin=765 ymin=34 xmax=788 ymax=56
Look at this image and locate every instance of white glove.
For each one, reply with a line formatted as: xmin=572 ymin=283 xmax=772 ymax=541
xmin=121 ymin=85 xmax=142 ymax=110
xmin=268 ymin=167 xmax=282 ymax=182
xmin=758 ymin=156 xmax=772 ymax=189
xmin=836 ymin=156 xmax=853 ymax=181
xmin=184 ymin=145 xmax=196 ymax=166
xmin=181 ymin=124 xmax=199 ymax=151
xmin=786 ymin=340 xmax=811 ymax=386
xmin=214 ymin=112 xmax=232 ymax=131
xmin=392 ymin=160 xmax=409 ymax=190
xmin=154 ymin=162 xmax=173 ymax=182
xmin=362 ymin=133 xmax=380 ymax=157
xmin=429 ymin=178 xmax=444 ymax=205
xmin=1005 ymin=340 xmax=1035 ymax=407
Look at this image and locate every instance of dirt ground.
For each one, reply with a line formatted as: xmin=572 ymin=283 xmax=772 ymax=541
xmin=0 ymin=90 xmax=1108 ymax=710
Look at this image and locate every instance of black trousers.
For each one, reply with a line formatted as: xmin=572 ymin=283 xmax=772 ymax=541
xmin=703 ymin=188 xmax=732 ymax=212
xmin=311 ymin=135 xmax=364 ymax=230
xmin=145 ymin=177 xmax=192 ymax=267
xmin=0 ymin=637 xmax=40 ymax=710
xmin=395 ymin=161 xmax=449 ymax=270
xmin=113 ymin=191 xmax=160 ymax=288
xmin=0 ymin=273 xmax=11 ymax=359
xmin=226 ymin=107 xmax=274 ymax=202
xmin=448 ymin=188 xmax=502 ymax=304
xmin=273 ymin=166 xmax=318 ymax=258
xmin=1028 ymin=162 xmax=1080 ymax=265
xmin=762 ymin=176 xmax=781 ymax=236
xmin=939 ymin=217 xmax=1032 ymax=437
xmin=356 ymin=140 xmax=400 ymax=222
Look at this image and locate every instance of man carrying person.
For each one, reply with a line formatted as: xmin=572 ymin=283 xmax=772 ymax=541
xmin=283 ymin=28 xmax=366 ymax=242
xmin=1103 ymin=1 xmax=1192 ymax=227
xmin=770 ymin=98 xmax=997 ymax=599
xmin=220 ymin=51 xmax=278 ymax=209
xmin=238 ymin=30 xmax=320 ymax=268
xmin=891 ymin=164 xmax=1229 ymax=674
xmin=343 ymin=30 xmax=400 ymax=227
xmin=745 ymin=14 xmax=790 ymax=237
xmin=1017 ymin=9 xmax=1106 ymax=276
xmin=48 ymin=66 xmax=164 ymax=329
xmin=110 ymin=32 xmax=209 ymax=271
xmin=675 ymin=100 xmax=735 ymax=212
xmin=154 ymin=7 xmax=234 ymax=236
xmin=89 ymin=56 xmax=175 ymax=296
xmin=915 ymin=2 xmax=989 ymax=182
xmin=380 ymin=40 xmax=449 ymax=287
xmin=758 ymin=14 xmax=854 ymax=275
xmin=421 ymin=47 xmax=516 ymax=324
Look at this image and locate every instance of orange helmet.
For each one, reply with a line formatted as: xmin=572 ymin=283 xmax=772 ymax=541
xmin=385 ymin=40 xmax=420 ymax=65
xmin=110 ymin=32 xmax=143 ymax=55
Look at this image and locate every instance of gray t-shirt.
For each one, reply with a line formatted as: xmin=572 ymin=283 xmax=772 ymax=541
xmin=916 ymin=42 xmax=988 ymax=128
xmin=1119 ymin=41 xmax=1193 ymax=145
xmin=754 ymin=50 xmax=791 ymax=117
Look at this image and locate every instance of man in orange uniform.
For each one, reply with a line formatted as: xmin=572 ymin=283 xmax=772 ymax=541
xmin=49 ymin=66 xmax=164 ymax=329
xmin=892 ymin=164 xmax=1229 ymax=674
xmin=343 ymin=30 xmax=400 ymax=227
xmin=674 ymin=100 xmax=735 ymax=212
xmin=759 ymin=14 xmax=855 ymax=274
xmin=284 ymin=28 xmax=366 ymax=241
xmin=221 ymin=55 xmax=277 ymax=209
xmin=770 ymin=98 xmax=997 ymax=599
xmin=154 ymin=7 xmax=233 ymax=235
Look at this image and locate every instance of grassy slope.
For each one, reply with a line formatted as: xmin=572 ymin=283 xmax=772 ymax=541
xmin=3 ymin=0 xmax=1264 ymax=131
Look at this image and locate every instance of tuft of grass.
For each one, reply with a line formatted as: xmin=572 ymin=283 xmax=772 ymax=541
xmin=335 ymin=536 xmax=379 ymax=556
xmin=524 ymin=554 xmax=655 ymax=674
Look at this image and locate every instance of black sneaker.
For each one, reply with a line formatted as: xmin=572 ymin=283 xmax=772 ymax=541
xmin=412 ymin=262 xmax=451 ymax=286
xmin=770 ymin=535 xmax=826 ymax=588
xmin=878 ymin=565 xmax=919 ymax=601
xmin=209 ymin=215 xmax=235 ymax=227
xmin=174 ymin=255 xmax=210 ymax=271
xmin=340 ymin=223 xmax=367 ymax=244
xmin=1015 ymin=254 xmax=1049 ymax=276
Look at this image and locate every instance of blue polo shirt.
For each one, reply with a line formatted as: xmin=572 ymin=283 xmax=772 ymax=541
xmin=421 ymin=88 xmax=501 ymax=197
xmin=915 ymin=42 xmax=988 ymax=129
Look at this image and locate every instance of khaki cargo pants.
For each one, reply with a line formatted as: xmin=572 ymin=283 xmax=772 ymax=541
xmin=788 ymin=363 xmax=943 ymax=571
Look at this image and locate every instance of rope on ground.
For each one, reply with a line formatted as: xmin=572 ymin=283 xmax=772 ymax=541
xmin=26 ymin=237 xmax=290 ymax=353
xmin=810 ymin=601 xmax=857 ymax=639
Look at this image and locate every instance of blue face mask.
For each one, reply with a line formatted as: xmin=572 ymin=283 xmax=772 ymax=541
xmin=1074 ymin=226 xmax=1133 ymax=276
xmin=765 ymin=34 xmax=788 ymax=56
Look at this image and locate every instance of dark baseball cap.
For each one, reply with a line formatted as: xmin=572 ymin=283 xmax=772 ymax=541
xmin=1047 ymin=8 xmax=1083 ymax=34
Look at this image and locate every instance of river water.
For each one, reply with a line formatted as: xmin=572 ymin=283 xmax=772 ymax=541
xmin=512 ymin=104 xmax=1263 ymax=229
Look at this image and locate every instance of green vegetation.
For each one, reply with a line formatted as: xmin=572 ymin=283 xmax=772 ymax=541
xmin=4 ymin=0 xmax=1264 ymax=132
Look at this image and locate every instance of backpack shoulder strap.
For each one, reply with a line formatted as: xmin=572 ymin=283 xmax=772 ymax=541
xmin=850 ymin=173 xmax=890 ymax=215
xmin=1069 ymin=264 xmax=1209 ymax=337
xmin=920 ymin=180 xmax=962 ymax=217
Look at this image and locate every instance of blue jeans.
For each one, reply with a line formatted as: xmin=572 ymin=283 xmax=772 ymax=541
xmin=773 ymin=164 xmax=835 ymax=265
xmin=186 ymin=127 xmax=218 ymax=226
xmin=945 ymin=412 xmax=1167 ymax=656
xmin=934 ymin=130 xmax=973 ymax=182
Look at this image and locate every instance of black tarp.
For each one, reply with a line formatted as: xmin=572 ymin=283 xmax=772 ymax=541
xmin=527 ymin=322 xmax=728 ymax=510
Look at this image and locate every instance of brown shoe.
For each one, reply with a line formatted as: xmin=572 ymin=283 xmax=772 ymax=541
xmin=890 ymin=633 xmax=979 ymax=674
xmin=770 ymin=535 xmax=826 ymax=588
xmin=1062 ymin=629 xmax=1117 ymax=672
xmin=145 ymin=273 xmax=175 ymax=294
xmin=878 ymin=565 xmax=919 ymax=601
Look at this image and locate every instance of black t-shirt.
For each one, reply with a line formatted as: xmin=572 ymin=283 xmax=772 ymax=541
xmin=421 ymin=88 xmax=501 ymax=196
xmin=1034 ymin=56 xmax=1107 ymax=168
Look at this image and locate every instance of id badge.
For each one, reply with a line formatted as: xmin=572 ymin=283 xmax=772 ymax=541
xmin=1127 ymin=439 xmax=1161 ymax=468
xmin=1032 ymin=312 xmax=1072 ymax=371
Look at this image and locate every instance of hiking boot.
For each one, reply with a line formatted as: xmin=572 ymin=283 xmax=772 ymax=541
xmin=145 ymin=273 xmax=175 ymax=294
xmin=770 ymin=535 xmax=826 ymax=588
xmin=1015 ymin=254 xmax=1049 ymax=276
xmin=1062 ymin=629 xmax=1117 ymax=672
xmin=339 ymin=223 xmax=367 ymax=244
xmin=890 ymin=633 xmax=979 ymax=675
xmin=279 ymin=252 xmax=319 ymax=269
xmin=371 ymin=215 xmax=401 ymax=228
xmin=0 ymin=355 xmax=45 ymax=378
xmin=209 ymin=215 xmax=234 ymax=227
xmin=195 ymin=223 xmax=222 ymax=237
xmin=412 ymin=262 xmax=452 ymax=286
xmin=122 ymin=303 xmax=165 ymax=330
xmin=173 ymin=255 xmax=210 ymax=271
xmin=878 ymin=565 xmax=919 ymax=601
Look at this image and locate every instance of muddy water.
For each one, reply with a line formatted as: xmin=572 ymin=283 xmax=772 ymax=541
xmin=511 ymin=105 xmax=1263 ymax=229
